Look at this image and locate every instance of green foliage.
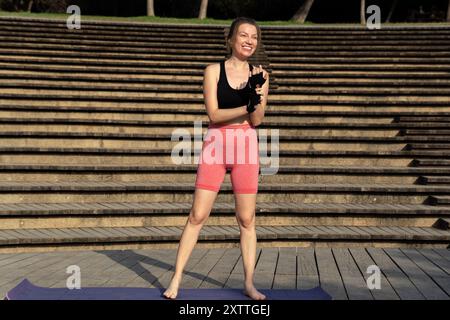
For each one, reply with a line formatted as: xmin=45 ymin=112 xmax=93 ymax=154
xmin=0 ymin=0 xmax=69 ymax=12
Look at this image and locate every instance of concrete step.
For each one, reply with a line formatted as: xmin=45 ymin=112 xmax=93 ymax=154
xmin=404 ymin=129 xmax=450 ymax=135
xmin=1 ymin=91 xmax=448 ymax=106
xmin=4 ymin=99 xmax=447 ymax=112
xmin=399 ymin=116 xmax=450 ymax=122
xmin=0 ymin=202 xmax=450 ymax=229
xmin=418 ymin=176 xmax=450 ymax=185
xmin=271 ymin=70 xmax=450 ymax=79
xmin=263 ymin=39 xmax=450 ymax=46
xmin=0 ymin=55 xmax=213 ymax=69
xmin=3 ymin=80 xmax=450 ymax=96
xmin=273 ymin=87 xmax=450 ymax=96
xmin=0 ymin=17 xmax=226 ymax=32
xmin=0 ymin=202 xmax=449 ymax=230
xmin=271 ymin=62 xmax=450 ymax=72
xmin=0 ymin=181 xmax=446 ymax=204
xmin=413 ymin=159 xmax=450 ymax=167
xmin=262 ymin=33 xmax=449 ymax=40
xmin=408 ymin=143 xmax=450 ymax=150
xmin=1 ymin=103 xmax=448 ymax=117
xmin=267 ymin=50 xmax=450 ymax=58
xmin=0 ymin=149 xmax=421 ymax=167
xmin=0 ymin=31 xmax=225 ymax=43
xmin=0 ymin=47 xmax=223 ymax=62
xmin=3 ymin=116 xmax=449 ymax=129
xmin=0 ymin=43 xmax=224 ymax=56
xmin=5 ymin=73 xmax=447 ymax=91
xmin=428 ymin=196 xmax=450 ymax=205
xmin=0 ymin=129 xmax=444 ymax=142
xmin=2 ymin=58 xmax=450 ymax=84
xmin=0 ymin=125 xmax=400 ymax=138
xmin=0 ymin=114 xmax=399 ymax=126
xmin=433 ymin=218 xmax=450 ymax=230
xmin=265 ymin=44 xmax=450 ymax=51
xmin=3 ymin=54 xmax=450 ymax=74
xmin=0 ymin=225 xmax=448 ymax=251
xmin=0 ymin=36 xmax=226 ymax=50
xmin=1 ymin=165 xmax=448 ymax=184
xmin=276 ymin=78 xmax=450 ymax=87
xmin=270 ymin=57 xmax=450 ymax=64
xmin=0 ymin=70 xmax=204 ymax=83
xmin=0 ymin=61 xmax=207 ymax=75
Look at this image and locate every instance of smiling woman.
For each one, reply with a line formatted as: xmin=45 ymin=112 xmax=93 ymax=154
xmin=163 ymin=17 xmax=270 ymax=301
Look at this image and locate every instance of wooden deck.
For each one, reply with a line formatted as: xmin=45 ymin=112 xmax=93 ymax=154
xmin=0 ymin=247 xmax=449 ymax=300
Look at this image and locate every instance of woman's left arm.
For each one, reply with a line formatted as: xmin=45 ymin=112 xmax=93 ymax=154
xmin=249 ymin=67 xmax=269 ymax=127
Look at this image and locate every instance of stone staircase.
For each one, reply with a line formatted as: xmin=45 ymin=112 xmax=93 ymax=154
xmin=0 ymin=16 xmax=449 ymax=252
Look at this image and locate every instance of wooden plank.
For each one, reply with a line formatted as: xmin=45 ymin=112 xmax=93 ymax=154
xmin=315 ymin=248 xmax=348 ymax=300
xmin=335 ymin=226 xmax=362 ymax=237
xmin=384 ymin=249 xmax=449 ymax=299
xmin=401 ymin=249 xmax=450 ymax=297
xmin=366 ymin=248 xmax=424 ymax=299
xmin=254 ymin=248 xmax=278 ymax=289
xmin=420 ymin=249 xmax=450 ymax=275
xmin=349 ymin=248 xmax=399 ymax=300
xmin=273 ymin=247 xmax=296 ymax=289
xmin=22 ymin=228 xmax=56 ymax=241
xmin=223 ymin=248 xmax=262 ymax=290
xmin=332 ymin=248 xmax=373 ymax=300
xmin=349 ymin=226 xmax=374 ymax=237
xmin=182 ymin=249 xmax=227 ymax=288
xmin=5 ymin=229 xmax=39 ymax=240
xmin=297 ymin=248 xmax=319 ymax=290
xmin=433 ymin=249 xmax=450 ymax=261
xmin=199 ymin=248 xmax=241 ymax=289
xmin=360 ymin=226 xmax=386 ymax=238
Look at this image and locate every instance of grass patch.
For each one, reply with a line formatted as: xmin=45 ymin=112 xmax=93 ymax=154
xmin=0 ymin=10 xmax=449 ymax=26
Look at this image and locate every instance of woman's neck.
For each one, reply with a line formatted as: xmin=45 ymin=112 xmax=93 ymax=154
xmin=227 ymin=56 xmax=248 ymax=70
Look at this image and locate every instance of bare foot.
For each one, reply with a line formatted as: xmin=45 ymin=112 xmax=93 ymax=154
xmin=163 ymin=277 xmax=180 ymax=299
xmin=244 ymin=284 xmax=266 ymax=300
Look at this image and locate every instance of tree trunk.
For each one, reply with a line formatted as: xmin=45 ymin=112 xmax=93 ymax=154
xmin=291 ymin=0 xmax=315 ymax=23
xmin=360 ymin=0 xmax=366 ymax=24
xmin=147 ymin=0 xmax=155 ymax=16
xmin=386 ymin=0 xmax=398 ymax=22
xmin=447 ymin=0 xmax=450 ymax=22
xmin=198 ymin=0 xmax=208 ymax=19
xmin=27 ymin=0 xmax=33 ymax=12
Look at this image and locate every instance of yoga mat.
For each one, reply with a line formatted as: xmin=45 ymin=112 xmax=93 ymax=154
xmin=5 ymin=279 xmax=332 ymax=300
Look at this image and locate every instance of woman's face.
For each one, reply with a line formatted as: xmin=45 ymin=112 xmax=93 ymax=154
xmin=230 ymin=23 xmax=258 ymax=59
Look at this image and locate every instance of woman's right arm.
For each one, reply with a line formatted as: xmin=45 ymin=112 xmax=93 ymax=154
xmin=203 ymin=64 xmax=248 ymax=124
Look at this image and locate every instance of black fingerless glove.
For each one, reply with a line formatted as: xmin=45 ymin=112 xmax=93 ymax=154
xmin=246 ymin=90 xmax=261 ymax=113
xmin=246 ymin=71 xmax=266 ymax=114
xmin=249 ymin=71 xmax=266 ymax=89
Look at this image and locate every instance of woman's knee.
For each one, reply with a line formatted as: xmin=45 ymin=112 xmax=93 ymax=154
xmin=236 ymin=213 xmax=255 ymax=229
xmin=188 ymin=208 xmax=209 ymax=226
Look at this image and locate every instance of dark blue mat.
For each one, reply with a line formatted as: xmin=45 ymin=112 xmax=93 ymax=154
xmin=6 ymin=279 xmax=332 ymax=300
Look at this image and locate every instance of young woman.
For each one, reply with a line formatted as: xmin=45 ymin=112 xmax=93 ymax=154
xmin=163 ymin=17 xmax=269 ymax=300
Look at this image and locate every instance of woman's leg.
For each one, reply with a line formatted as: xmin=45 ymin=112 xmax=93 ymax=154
xmin=234 ymin=193 xmax=266 ymax=300
xmin=163 ymin=188 xmax=218 ymax=299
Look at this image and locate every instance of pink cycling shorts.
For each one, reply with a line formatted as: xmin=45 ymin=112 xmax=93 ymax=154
xmin=195 ymin=123 xmax=259 ymax=194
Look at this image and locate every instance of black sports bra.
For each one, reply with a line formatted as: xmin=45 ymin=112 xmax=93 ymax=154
xmin=217 ymin=60 xmax=254 ymax=109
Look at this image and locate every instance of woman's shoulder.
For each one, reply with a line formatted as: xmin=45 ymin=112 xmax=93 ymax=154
xmin=204 ymin=62 xmax=221 ymax=73
xmin=203 ymin=63 xmax=221 ymax=82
